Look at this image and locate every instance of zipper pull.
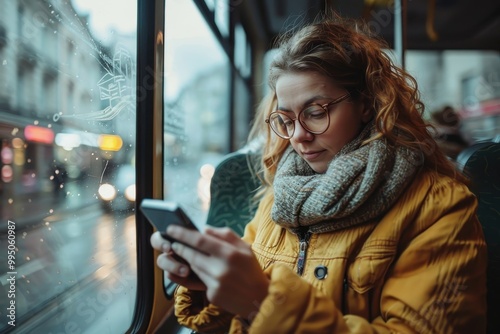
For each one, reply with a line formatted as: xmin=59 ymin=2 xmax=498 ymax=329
xmin=297 ymin=230 xmax=311 ymax=276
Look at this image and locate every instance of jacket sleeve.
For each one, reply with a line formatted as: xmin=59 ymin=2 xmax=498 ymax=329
xmin=247 ymin=179 xmax=487 ymax=334
xmin=174 ymin=287 xmax=234 ymax=333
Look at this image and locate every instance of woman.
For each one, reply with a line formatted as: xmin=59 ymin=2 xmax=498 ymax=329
xmin=151 ymin=15 xmax=487 ymax=333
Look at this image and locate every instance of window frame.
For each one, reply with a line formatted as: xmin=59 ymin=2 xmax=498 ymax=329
xmin=130 ymin=0 xmax=169 ymax=332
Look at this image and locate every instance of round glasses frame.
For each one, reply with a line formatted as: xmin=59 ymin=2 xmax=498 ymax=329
xmin=265 ymin=92 xmax=351 ymax=139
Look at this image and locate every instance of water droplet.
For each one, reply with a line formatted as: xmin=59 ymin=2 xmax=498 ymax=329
xmin=45 ymin=221 xmax=50 ymax=226
xmin=26 ymin=256 xmax=31 ymax=261
xmin=49 ymin=209 xmax=54 ymax=214
xmin=8 ymin=198 xmax=13 ymax=204
xmin=40 ymin=238 xmax=44 ymax=242
xmin=2 ymin=60 xmax=6 ymax=65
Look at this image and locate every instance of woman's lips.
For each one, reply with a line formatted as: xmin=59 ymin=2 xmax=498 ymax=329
xmin=301 ymin=150 xmax=324 ymax=160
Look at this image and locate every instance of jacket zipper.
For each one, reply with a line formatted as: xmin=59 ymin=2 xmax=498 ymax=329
xmin=296 ymin=229 xmax=312 ymax=276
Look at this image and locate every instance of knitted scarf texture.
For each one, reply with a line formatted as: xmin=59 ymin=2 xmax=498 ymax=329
xmin=271 ymin=124 xmax=422 ymax=234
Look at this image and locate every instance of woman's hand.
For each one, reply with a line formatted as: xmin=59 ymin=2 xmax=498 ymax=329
xmin=150 ymin=230 xmax=207 ymax=291
xmin=151 ymin=225 xmax=270 ymax=319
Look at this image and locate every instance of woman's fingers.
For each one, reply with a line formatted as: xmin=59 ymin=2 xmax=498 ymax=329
xmin=150 ymin=231 xmax=171 ymax=252
xmin=156 ymin=252 xmax=190 ymax=276
xmin=157 ymin=252 xmax=207 ymax=290
xmin=166 ymin=225 xmax=247 ymax=256
xmin=170 ymin=241 xmax=214 ymax=276
xmin=204 ymin=226 xmax=242 ymax=244
xmin=154 ymin=226 xmax=217 ymax=278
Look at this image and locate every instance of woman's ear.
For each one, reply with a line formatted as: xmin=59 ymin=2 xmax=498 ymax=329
xmin=359 ymin=101 xmax=374 ymax=123
xmin=362 ymin=107 xmax=374 ymax=123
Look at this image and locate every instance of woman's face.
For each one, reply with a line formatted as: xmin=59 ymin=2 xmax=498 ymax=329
xmin=275 ymin=71 xmax=372 ymax=173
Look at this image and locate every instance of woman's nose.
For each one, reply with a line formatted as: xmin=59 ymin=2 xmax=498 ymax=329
xmin=292 ymin=120 xmax=314 ymax=142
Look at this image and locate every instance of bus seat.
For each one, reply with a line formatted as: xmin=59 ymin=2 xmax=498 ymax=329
xmin=205 ymin=151 xmax=262 ymax=236
xmin=456 ymin=141 xmax=500 ymax=334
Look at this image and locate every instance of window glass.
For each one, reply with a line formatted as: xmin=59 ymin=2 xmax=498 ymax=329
xmin=233 ymin=74 xmax=251 ymax=148
xmin=405 ymin=50 xmax=500 ymax=143
xmin=234 ymin=24 xmax=251 ymax=78
xmin=164 ymin=0 xmax=231 ymax=226
xmin=0 ymin=0 xmax=137 ymax=332
xmin=214 ymin=0 xmax=230 ymax=37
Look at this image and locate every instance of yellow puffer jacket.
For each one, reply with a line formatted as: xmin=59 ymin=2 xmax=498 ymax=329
xmin=175 ymin=170 xmax=487 ymax=333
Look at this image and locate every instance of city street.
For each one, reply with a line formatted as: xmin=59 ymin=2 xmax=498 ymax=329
xmin=0 ymin=206 xmax=137 ymax=333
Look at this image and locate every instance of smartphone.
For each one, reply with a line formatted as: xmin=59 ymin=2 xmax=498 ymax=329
xmin=140 ymin=199 xmax=200 ymax=279
xmin=140 ymin=198 xmax=199 ymax=243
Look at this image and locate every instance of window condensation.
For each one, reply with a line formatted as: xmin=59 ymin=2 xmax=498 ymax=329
xmin=0 ymin=1 xmax=138 ymax=332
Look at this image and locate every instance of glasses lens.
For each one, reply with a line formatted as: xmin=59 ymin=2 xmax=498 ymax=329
xmin=269 ymin=113 xmax=294 ymax=138
xmin=300 ymin=105 xmax=328 ymax=133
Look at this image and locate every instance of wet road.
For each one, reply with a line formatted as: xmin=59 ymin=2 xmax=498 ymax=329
xmin=0 ymin=208 xmax=137 ymax=333
xmin=0 ymin=157 xmax=223 ymax=333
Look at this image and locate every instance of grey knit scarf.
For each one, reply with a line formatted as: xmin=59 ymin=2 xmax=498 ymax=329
xmin=271 ymin=124 xmax=422 ymax=234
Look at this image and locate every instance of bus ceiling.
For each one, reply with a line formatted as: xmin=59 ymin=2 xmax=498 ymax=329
xmin=237 ymin=0 xmax=500 ymax=52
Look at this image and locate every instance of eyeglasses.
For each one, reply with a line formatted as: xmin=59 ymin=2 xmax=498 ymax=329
xmin=265 ymin=92 xmax=351 ymax=139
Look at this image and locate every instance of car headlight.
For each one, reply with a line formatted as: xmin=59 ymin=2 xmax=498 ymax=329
xmin=98 ymin=183 xmax=117 ymax=201
xmin=124 ymin=184 xmax=136 ymax=202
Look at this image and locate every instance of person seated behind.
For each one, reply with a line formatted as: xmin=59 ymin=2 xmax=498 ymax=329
xmin=151 ymin=14 xmax=487 ymax=334
xmin=430 ymin=106 xmax=469 ymax=159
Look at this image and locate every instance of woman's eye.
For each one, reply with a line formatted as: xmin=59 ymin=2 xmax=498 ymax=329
xmin=304 ymin=108 xmax=326 ymax=119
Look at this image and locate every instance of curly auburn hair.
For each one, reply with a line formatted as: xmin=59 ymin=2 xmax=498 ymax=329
xmin=248 ymin=14 xmax=466 ymax=190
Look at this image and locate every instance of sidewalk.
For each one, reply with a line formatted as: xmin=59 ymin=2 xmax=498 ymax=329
xmin=1 ymin=180 xmax=100 ymax=233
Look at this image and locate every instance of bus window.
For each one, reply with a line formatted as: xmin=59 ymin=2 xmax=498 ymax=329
xmin=0 ymin=0 xmax=138 ymax=332
xmin=405 ymin=51 xmax=500 ymax=150
xmin=163 ymin=0 xmax=231 ymax=226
